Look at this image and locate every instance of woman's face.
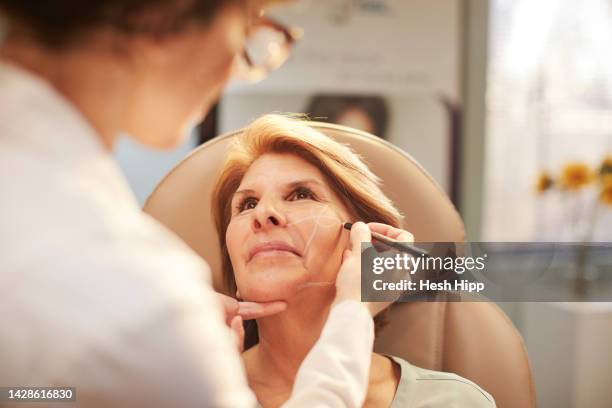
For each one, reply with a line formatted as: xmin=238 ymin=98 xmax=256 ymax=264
xmin=226 ymin=152 xmax=352 ymax=302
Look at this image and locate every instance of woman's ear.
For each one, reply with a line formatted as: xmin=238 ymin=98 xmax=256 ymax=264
xmin=236 ymin=290 xmax=242 ymax=300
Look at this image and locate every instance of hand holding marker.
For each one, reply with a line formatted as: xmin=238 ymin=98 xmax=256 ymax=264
xmin=343 ymin=222 xmax=428 ymax=258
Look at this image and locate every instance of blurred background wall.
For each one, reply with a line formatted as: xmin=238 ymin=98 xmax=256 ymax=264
xmin=114 ymin=0 xmax=463 ymax=206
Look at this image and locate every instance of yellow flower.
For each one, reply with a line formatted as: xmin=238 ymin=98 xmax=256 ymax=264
xmin=558 ymin=163 xmax=595 ymax=191
xmin=599 ymin=155 xmax=612 ymax=177
xmin=600 ymin=174 xmax=612 ymax=206
xmin=535 ymin=171 xmax=554 ymax=193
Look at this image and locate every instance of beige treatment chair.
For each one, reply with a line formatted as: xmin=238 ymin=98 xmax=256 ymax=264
xmin=144 ymin=122 xmax=537 ymax=408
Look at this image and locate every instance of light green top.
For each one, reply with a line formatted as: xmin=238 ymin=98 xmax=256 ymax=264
xmin=255 ymin=355 xmax=496 ymax=407
xmin=387 ymin=355 xmax=495 ymax=407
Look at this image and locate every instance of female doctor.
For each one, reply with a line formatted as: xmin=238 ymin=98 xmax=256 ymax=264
xmin=0 ymin=1 xmax=402 ymax=407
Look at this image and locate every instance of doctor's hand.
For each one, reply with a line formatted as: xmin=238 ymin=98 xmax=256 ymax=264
xmin=332 ymin=221 xmax=414 ymax=318
xmin=217 ymin=293 xmax=287 ymax=352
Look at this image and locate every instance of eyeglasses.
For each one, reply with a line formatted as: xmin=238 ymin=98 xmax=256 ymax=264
xmin=234 ymin=16 xmax=303 ymax=83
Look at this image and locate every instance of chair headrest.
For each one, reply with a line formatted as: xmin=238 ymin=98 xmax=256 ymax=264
xmin=144 ymin=121 xmax=465 ymax=292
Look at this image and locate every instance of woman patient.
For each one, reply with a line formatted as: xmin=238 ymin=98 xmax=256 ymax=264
xmin=211 ymin=114 xmax=495 ymax=407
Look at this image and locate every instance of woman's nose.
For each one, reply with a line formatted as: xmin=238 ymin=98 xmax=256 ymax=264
xmin=252 ymin=197 xmax=287 ymax=231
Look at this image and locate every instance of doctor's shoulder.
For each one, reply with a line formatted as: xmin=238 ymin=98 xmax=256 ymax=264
xmin=386 ymin=355 xmax=496 ymax=408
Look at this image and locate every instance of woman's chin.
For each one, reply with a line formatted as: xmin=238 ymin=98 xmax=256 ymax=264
xmin=239 ymin=275 xmax=308 ymax=303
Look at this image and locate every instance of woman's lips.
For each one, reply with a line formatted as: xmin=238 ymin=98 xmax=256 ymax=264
xmin=248 ymin=241 xmax=301 ymax=261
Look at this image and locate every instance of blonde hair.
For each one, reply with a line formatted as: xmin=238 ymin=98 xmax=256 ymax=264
xmin=212 ymin=114 xmax=403 ymax=342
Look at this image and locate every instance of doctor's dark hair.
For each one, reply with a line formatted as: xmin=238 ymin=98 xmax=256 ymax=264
xmin=0 ymin=0 xmax=245 ymax=48
xmin=211 ymin=114 xmax=403 ymax=347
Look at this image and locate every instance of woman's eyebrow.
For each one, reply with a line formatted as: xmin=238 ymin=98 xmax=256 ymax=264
xmin=287 ymin=178 xmax=325 ymax=190
xmin=233 ymin=188 xmax=255 ymax=197
xmin=231 ymin=189 xmax=256 ymax=206
xmin=232 ymin=178 xmax=326 ymax=199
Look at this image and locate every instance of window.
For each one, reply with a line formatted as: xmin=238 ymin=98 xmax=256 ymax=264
xmin=483 ymin=0 xmax=612 ymax=241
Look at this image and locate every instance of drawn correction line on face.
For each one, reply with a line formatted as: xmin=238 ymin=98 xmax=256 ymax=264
xmin=251 ymin=203 xmax=342 ymax=255
xmin=289 ymin=204 xmax=344 ymax=291
xmin=302 ymin=204 xmax=330 ymax=255
xmin=284 ymin=209 xmax=342 ymax=228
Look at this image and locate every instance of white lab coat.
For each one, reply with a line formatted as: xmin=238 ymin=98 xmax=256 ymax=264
xmin=0 ymin=61 xmax=374 ymax=408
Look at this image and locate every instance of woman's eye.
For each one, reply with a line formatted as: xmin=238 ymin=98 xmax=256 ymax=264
xmin=238 ymin=198 xmax=258 ymax=212
xmin=290 ymin=187 xmax=316 ymax=201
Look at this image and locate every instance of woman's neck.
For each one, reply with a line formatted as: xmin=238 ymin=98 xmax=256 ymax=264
xmin=0 ymin=34 xmax=132 ymax=150
xmin=244 ymin=289 xmax=399 ymax=408
xmin=249 ymin=288 xmax=335 ymax=387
